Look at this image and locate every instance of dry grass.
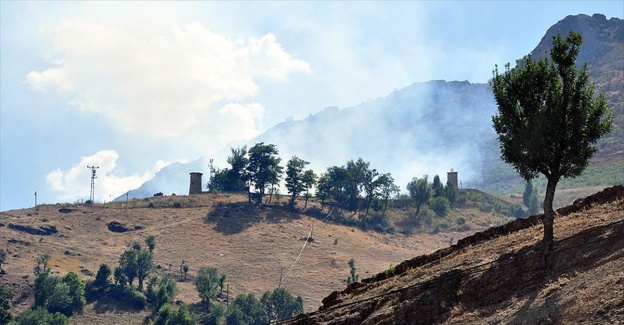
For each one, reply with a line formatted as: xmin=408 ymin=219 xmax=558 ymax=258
xmin=0 ymin=193 xmax=507 ymax=324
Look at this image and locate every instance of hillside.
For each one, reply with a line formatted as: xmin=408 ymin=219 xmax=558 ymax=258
xmin=0 ymin=191 xmax=514 ymax=323
xmin=285 ymin=185 xmax=624 ymax=325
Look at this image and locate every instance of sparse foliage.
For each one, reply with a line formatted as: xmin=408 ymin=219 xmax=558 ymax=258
xmin=195 ymin=267 xmax=222 ymax=313
xmin=180 ymin=260 xmax=190 ymax=281
xmin=285 ymin=156 xmax=312 ymax=208
xmin=407 ymin=175 xmax=431 ymax=216
xmin=347 ymin=258 xmax=359 ymax=285
xmin=0 ymin=249 xmax=7 ymax=271
xmin=145 ymin=235 xmax=156 ymax=252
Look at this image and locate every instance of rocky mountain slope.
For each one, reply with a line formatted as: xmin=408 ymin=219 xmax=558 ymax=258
xmin=285 ymin=185 xmax=624 ymax=324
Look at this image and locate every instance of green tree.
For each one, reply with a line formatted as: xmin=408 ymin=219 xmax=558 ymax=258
xmin=302 ymin=169 xmax=318 ymax=209
xmin=0 ymin=283 xmax=13 ymax=324
xmin=361 ymin=167 xmax=379 ymax=217
xmin=317 ymin=166 xmax=348 ymax=210
xmin=34 ymin=253 xmax=51 ymax=275
xmin=285 ymin=156 xmax=311 ymax=208
xmin=346 ymin=258 xmax=359 ymax=285
xmin=211 ymin=146 xmax=250 ymax=192
xmin=14 ymin=307 xmax=69 ymax=325
xmin=407 ymin=175 xmax=431 ymax=216
xmin=86 ymin=263 xmax=112 ymax=300
xmin=431 ymin=175 xmax=444 ymax=198
xmin=246 ymin=143 xmax=282 ymax=204
xmin=154 ymin=303 xmax=197 ymax=325
xmin=145 ymin=235 xmax=156 ymax=253
xmin=376 ymin=173 xmax=400 ymax=217
xmin=153 ymin=276 xmax=177 ymax=311
xmin=344 ymin=158 xmax=369 ymax=211
xmin=430 ymin=196 xmax=450 ymax=217
xmin=118 ymin=249 xmax=138 ymax=286
xmin=443 ymin=180 xmax=458 ymax=203
xmin=225 ymin=293 xmax=266 ymax=325
xmin=218 ymin=274 xmax=227 ymax=296
xmin=194 ymin=267 xmax=221 ymax=313
xmin=522 ymin=180 xmax=534 ymax=209
xmin=491 ymin=31 xmax=613 ymax=248
xmin=180 ymin=260 xmax=190 ymax=281
xmin=0 ymin=249 xmax=7 ymax=271
xmin=136 ymin=249 xmax=153 ymax=290
xmin=261 ymin=287 xmax=304 ymax=322
xmin=34 ymin=271 xmax=85 ymax=317
xmin=529 ymin=190 xmax=541 ymax=216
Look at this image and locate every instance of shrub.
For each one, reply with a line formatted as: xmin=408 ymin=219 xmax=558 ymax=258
xmin=1 ymin=284 xmax=13 ymax=324
xmin=456 ymin=217 xmax=466 ymax=225
xmin=34 ymin=271 xmax=85 ymax=317
xmin=430 ymin=197 xmax=450 ymax=216
xmin=14 ymin=307 xmax=69 ymax=325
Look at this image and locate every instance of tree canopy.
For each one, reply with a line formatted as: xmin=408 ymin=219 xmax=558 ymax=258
xmin=491 ymin=31 xmax=613 ymax=247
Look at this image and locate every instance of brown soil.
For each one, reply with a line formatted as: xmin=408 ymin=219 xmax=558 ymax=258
xmin=0 ymin=193 xmax=504 ymax=324
xmin=286 ymin=185 xmax=624 ymax=325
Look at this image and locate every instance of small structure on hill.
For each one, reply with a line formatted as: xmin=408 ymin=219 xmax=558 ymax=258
xmin=189 ymin=172 xmax=203 ymax=195
xmin=447 ymin=169 xmax=458 ymax=189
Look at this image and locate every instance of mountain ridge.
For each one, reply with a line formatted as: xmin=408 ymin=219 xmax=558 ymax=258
xmin=120 ymin=13 xmax=623 ymax=202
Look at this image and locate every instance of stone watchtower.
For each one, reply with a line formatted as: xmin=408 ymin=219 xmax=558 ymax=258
xmin=447 ymin=169 xmax=458 ymax=189
xmin=189 ymin=172 xmax=203 ymax=195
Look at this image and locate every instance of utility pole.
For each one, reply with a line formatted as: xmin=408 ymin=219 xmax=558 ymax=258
xmin=87 ymin=166 xmax=99 ymax=202
xmin=34 ymin=191 xmax=37 ymax=210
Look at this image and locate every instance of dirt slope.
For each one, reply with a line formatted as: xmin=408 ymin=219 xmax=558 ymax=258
xmin=0 ymin=194 xmax=493 ymax=324
xmin=286 ymin=186 xmax=624 ymax=325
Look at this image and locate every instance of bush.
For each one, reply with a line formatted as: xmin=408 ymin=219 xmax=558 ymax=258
xmin=1 ymin=284 xmax=13 ymax=324
xmin=14 ymin=307 xmax=69 ymax=325
xmin=203 ymin=304 xmax=224 ymax=325
xmin=429 ymin=197 xmax=450 ymax=216
xmin=456 ymin=217 xmax=466 ymax=225
xmin=34 ymin=271 xmax=85 ymax=317
xmin=108 ymin=285 xmax=146 ymax=309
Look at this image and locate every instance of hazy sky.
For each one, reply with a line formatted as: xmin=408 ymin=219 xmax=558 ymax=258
xmin=1 ymin=1 xmax=622 ymax=211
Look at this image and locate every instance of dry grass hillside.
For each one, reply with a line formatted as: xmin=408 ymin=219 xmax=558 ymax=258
xmin=1 ymin=192 xmax=511 ymax=324
xmin=287 ymin=186 xmax=624 ymax=325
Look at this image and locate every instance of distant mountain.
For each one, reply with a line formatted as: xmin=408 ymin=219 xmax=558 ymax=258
xmin=531 ymin=13 xmax=623 ymax=154
xmin=121 ymin=14 xmax=623 ymax=201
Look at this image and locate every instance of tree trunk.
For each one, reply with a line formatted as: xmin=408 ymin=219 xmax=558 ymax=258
xmin=542 ymin=177 xmax=559 ymax=251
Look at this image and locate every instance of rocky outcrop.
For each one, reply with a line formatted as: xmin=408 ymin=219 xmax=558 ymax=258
xmin=107 ymin=221 xmax=132 ymax=233
xmin=8 ymin=223 xmax=58 ymax=236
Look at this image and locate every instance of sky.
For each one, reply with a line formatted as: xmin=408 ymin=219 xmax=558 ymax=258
xmin=1 ymin=1 xmax=622 ymax=211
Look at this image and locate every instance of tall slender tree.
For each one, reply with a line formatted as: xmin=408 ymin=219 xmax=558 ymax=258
xmin=285 ymin=156 xmax=310 ymax=208
xmin=407 ymin=175 xmax=431 ymax=216
xmin=491 ymin=31 xmax=613 ymax=250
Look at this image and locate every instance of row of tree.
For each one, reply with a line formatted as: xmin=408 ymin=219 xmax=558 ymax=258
xmin=210 ymin=144 xmax=401 ymax=217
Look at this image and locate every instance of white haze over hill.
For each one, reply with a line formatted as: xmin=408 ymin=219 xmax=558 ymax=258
xmin=3 ymin=2 xmax=621 ymax=210
xmin=120 ymin=80 xmax=498 ymax=200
